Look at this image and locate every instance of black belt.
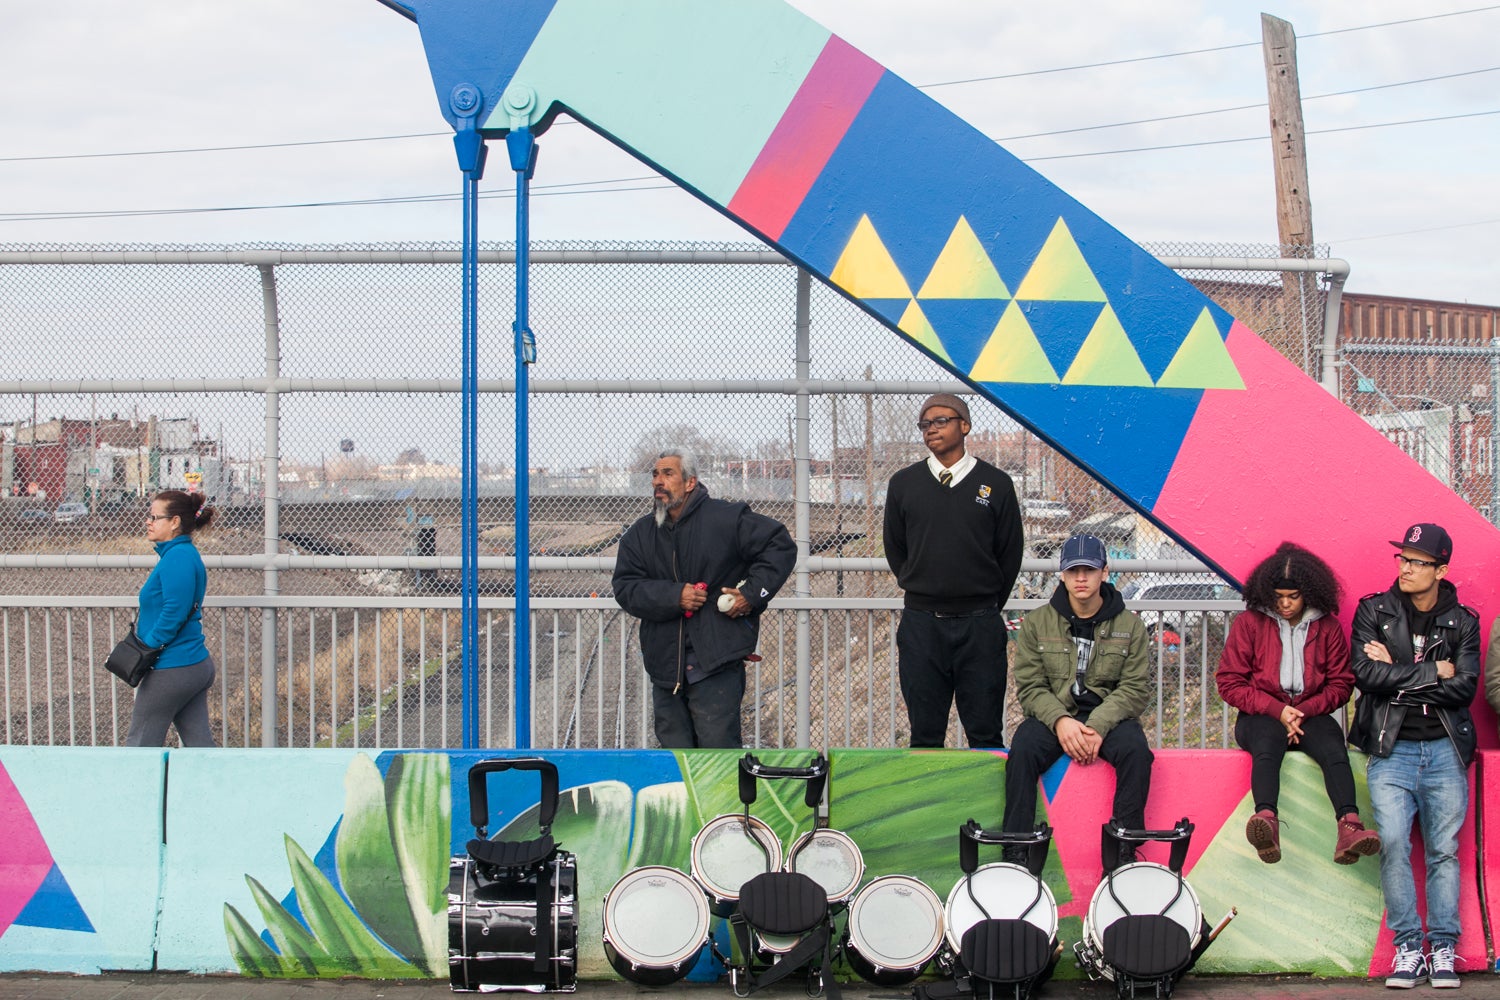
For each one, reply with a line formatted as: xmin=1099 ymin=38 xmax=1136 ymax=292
xmin=924 ymin=607 xmax=998 ymax=619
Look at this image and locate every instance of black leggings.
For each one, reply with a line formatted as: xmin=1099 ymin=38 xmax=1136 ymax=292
xmin=1234 ymin=711 xmax=1356 ymax=818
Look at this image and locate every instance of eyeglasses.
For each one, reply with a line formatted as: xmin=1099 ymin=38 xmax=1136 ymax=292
xmin=1394 ymin=553 xmax=1440 ymax=569
xmin=145 ymin=513 xmax=173 ymax=523
xmin=917 ymin=416 xmax=961 ymax=431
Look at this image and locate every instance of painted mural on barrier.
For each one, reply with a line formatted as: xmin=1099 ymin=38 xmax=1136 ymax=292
xmin=0 ymin=747 xmax=1491 ymax=979
xmin=379 ymin=0 xmax=1500 ymax=647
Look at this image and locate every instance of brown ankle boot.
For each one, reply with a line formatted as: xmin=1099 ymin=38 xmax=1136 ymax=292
xmin=1245 ymin=808 xmax=1280 ymax=863
xmin=1334 ymin=812 xmax=1381 ymax=865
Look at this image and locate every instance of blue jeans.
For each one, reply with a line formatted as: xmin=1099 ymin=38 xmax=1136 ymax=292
xmin=1367 ymin=739 xmax=1468 ymax=949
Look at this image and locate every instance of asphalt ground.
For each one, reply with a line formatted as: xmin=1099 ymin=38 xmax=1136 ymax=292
xmin=2 ymin=975 xmax=1497 ymax=1000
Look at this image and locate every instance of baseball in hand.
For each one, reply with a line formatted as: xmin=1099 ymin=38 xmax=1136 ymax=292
xmin=718 ymin=593 xmax=736 ymax=614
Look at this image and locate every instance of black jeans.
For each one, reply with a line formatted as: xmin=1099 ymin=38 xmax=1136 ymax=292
xmin=896 ymin=607 xmax=1006 ymax=748
xmin=1234 ymin=711 xmax=1358 ymax=818
xmin=1002 ymin=716 xmax=1153 ymax=832
xmin=650 ymin=663 xmax=746 ymax=748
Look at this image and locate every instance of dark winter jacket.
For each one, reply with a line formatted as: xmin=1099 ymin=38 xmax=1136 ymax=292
xmin=612 ymin=486 xmax=796 ymax=690
xmin=1349 ymin=581 xmax=1480 ymax=764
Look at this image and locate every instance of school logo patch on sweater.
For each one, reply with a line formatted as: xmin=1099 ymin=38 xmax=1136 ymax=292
xmin=975 ymin=483 xmax=991 ymax=506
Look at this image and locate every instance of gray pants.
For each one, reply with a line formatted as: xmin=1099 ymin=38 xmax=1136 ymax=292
xmin=126 ymin=655 xmax=218 ymax=747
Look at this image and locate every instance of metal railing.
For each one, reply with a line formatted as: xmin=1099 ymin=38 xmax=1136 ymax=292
xmin=0 ymin=592 xmax=1244 ymax=750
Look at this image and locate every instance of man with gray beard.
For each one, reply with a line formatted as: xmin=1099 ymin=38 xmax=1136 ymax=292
xmin=612 ymin=448 xmax=796 ymax=747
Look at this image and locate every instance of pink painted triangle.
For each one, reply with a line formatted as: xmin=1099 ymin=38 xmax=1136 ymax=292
xmin=0 ymin=760 xmax=55 ymax=939
xmin=1044 ymin=750 xmax=1250 ymax=919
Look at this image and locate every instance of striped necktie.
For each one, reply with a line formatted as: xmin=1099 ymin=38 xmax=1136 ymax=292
xmin=938 ymin=470 xmax=953 ymax=487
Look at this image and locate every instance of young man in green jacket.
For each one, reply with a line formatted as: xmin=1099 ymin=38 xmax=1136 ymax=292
xmin=1002 ymin=533 xmax=1154 ymax=859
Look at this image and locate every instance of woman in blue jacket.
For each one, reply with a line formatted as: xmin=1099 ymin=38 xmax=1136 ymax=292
xmin=126 ymin=490 xmax=217 ymax=747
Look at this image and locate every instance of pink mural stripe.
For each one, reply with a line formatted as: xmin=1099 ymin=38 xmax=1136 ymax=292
xmin=726 ymin=34 xmax=883 ymax=241
xmin=1047 ymin=752 xmax=1249 ymax=919
xmin=1154 ymin=324 xmax=1500 ymax=745
xmin=0 ymin=760 xmax=55 ymax=937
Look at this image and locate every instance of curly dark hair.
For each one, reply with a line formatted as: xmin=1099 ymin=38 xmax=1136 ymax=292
xmin=1241 ymin=541 xmax=1342 ymax=615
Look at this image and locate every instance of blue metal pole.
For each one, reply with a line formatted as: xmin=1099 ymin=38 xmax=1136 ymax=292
xmin=507 ymin=127 xmax=538 ymax=749
xmin=453 ymin=112 xmax=486 ymax=750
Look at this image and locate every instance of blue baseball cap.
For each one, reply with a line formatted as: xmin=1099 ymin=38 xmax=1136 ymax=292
xmin=1060 ymin=533 xmax=1108 ymax=570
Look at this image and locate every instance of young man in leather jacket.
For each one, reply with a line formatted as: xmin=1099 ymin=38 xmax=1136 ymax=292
xmin=1349 ymin=522 xmax=1479 ymax=989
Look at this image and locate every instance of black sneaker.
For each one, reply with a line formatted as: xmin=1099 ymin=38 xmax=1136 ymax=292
xmin=1429 ymin=943 xmax=1460 ymax=989
xmin=1385 ymin=944 xmax=1427 ymax=989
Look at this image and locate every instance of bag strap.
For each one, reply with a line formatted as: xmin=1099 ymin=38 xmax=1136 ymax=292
xmin=133 ymin=602 xmax=200 ymax=649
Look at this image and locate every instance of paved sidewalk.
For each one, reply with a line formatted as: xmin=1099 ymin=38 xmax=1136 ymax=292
xmin=0 ymin=975 xmax=1466 ymax=1000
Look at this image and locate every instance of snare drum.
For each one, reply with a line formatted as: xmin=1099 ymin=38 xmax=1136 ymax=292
xmin=690 ymin=814 xmax=782 ymax=913
xmin=1081 ymin=862 xmax=1202 ymax=982
xmin=601 ymin=866 xmax=711 ymax=986
xmin=784 ymin=829 xmax=864 ymax=904
xmin=944 ymin=862 xmax=1058 ymax=956
xmin=448 ymin=852 xmax=578 ymax=992
xmin=843 ymin=875 xmax=945 ymax=986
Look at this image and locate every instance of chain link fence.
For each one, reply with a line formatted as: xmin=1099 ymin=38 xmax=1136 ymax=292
xmin=0 ymin=240 xmax=1367 ymax=748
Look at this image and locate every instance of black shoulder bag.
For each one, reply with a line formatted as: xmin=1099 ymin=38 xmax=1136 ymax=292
xmin=103 ymin=605 xmax=198 ymax=688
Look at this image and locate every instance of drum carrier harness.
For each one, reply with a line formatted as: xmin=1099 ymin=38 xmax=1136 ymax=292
xmin=725 ymin=753 xmax=841 ymax=1000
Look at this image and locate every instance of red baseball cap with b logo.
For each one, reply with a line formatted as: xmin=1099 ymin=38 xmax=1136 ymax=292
xmin=1389 ymin=522 xmax=1453 ymax=565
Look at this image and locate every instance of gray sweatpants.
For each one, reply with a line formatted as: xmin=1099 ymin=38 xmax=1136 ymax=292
xmin=126 ymin=655 xmax=218 ymax=747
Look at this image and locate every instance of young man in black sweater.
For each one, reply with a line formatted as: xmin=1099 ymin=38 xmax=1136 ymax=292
xmin=883 ymin=393 xmax=1024 ymax=747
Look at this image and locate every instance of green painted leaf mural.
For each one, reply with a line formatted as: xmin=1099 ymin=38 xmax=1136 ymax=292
xmin=224 ymin=752 xmax=451 ymax=979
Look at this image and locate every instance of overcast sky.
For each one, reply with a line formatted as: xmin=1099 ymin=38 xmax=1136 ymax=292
xmin=2 ymin=1 xmax=1496 ymax=305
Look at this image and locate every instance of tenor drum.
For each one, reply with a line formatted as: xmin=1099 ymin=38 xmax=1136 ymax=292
xmin=448 ymin=853 xmax=578 ymax=993
xmin=944 ymin=862 xmax=1058 ymax=956
xmin=784 ymin=829 xmax=864 ymax=904
xmin=690 ymin=814 xmax=782 ymax=913
xmin=601 ymin=866 xmax=711 ymax=986
xmin=843 ymin=875 xmax=945 ymax=986
xmin=1081 ymin=862 xmax=1202 ymax=982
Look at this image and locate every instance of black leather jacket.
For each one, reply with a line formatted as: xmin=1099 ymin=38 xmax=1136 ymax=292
xmin=1348 ymin=582 xmax=1480 ymax=764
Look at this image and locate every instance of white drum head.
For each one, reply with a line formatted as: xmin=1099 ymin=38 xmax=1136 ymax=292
xmin=756 ymin=931 xmax=802 ymax=955
xmin=1085 ymin=862 xmax=1202 ymax=951
xmin=847 ymin=875 xmax=945 ymax=971
xmin=690 ymin=814 xmax=782 ymax=902
xmin=785 ymin=829 xmax=865 ymax=903
xmin=603 ymin=866 xmax=711 ymax=970
xmin=944 ymin=863 xmax=1058 ymax=954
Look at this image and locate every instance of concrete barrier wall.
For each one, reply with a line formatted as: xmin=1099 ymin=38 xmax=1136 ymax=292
xmin=0 ymin=746 xmax=1493 ymax=979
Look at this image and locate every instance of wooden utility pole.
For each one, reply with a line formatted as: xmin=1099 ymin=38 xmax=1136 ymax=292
xmin=1261 ymin=14 xmax=1315 ymax=258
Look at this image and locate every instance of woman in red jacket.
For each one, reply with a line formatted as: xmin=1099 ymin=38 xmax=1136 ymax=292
xmin=1217 ymin=542 xmax=1380 ymax=865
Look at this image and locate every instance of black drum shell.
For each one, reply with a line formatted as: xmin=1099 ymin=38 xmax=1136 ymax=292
xmin=603 ymin=938 xmax=696 ymax=987
xmin=448 ymin=853 xmax=578 ymax=992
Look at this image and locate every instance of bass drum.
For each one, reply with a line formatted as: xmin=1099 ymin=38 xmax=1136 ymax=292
xmin=448 ymin=852 xmax=578 ymax=993
xmin=601 ymin=866 xmax=711 ymax=986
xmin=784 ymin=829 xmax=864 ymax=904
xmin=690 ymin=814 xmax=782 ymax=914
xmin=843 ymin=875 xmax=945 ymax=986
xmin=944 ymin=862 xmax=1058 ymax=957
xmin=1082 ymin=862 xmax=1202 ymax=982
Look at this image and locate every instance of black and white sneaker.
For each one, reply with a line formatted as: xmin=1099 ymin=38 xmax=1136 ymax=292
xmin=1429 ymin=942 xmax=1460 ymax=989
xmin=1385 ymin=945 xmax=1427 ymax=989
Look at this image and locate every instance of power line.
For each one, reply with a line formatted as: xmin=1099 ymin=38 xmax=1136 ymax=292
xmin=1329 ymin=217 xmax=1500 ymax=244
xmin=1024 ymin=108 xmax=1500 ymax=161
xmin=996 ymin=65 xmax=1500 ymax=141
xmin=919 ymin=5 xmax=1500 ymax=87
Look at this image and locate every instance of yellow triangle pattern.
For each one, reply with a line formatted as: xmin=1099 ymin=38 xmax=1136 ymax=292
xmin=1014 ymin=218 xmax=1106 ymax=302
xmin=1062 ymin=305 xmax=1154 ymax=386
xmin=1157 ymin=308 xmax=1246 ymax=389
xmin=969 ymin=302 xmax=1061 ymax=384
xmin=830 ymin=214 xmax=913 ymax=300
xmin=897 ymin=301 xmax=953 ymax=365
xmin=916 ymin=216 xmax=1011 ymax=299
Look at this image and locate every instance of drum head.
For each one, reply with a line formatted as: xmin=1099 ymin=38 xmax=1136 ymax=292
xmin=847 ymin=875 xmax=945 ymax=973
xmin=603 ymin=866 xmax=711 ymax=972
xmin=945 ymin=863 xmax=1058 ymax=953
xmin=1085 ymin=862 xmax=1202 ymax=950
xmin=690 ymin=815 xmax=782 ymax=902
xmin=785 ymin=829 xmax=865 ymax=903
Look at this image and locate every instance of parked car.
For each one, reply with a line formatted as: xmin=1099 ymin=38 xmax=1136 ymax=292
xmin=18 ymin=508 xmax=50 ymax=523
xmin=1022 ymin=498 xmax=1072 ymax=522
xmin=53 ymin=502 xmax=89 ymax=524
xmin=1126 ymin=580 xmax=1239 ymax=644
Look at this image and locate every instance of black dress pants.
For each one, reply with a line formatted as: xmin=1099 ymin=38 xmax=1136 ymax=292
xmin=896 ymin=607 xmax=1006 ymax=748
xmin=1002 ymin=716 xmax=1153 ymax=832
